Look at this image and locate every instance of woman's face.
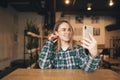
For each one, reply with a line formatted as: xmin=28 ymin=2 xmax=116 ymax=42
xmin=56 ymin=22 xmax=72 ymax=42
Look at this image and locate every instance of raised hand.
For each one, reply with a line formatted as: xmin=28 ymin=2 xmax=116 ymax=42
xmin=48 ymin=33 xmax=58 ymax=43
xmin=81 ymin=33 xmax=98 ymax=58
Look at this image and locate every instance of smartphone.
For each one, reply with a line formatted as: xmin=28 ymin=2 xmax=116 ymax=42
xmin=82 ymin=25 xmax=93 ymax=39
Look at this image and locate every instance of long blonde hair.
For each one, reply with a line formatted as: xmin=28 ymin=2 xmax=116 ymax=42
xmin=53 ymin=20 xmax=74 ymax=52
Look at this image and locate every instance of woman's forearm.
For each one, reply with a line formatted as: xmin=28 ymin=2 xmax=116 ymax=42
xmin=39 ymin=40 xmax=54 ymax=69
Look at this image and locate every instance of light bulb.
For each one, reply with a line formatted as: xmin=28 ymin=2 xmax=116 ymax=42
xmin=87 ymin=3 xmax=92 ymax=11
xmin=65 ymin=0 xmax=70 ymax=4
xmin=109 ymin=0 xmax=114 ymax=6
xmin=87 ymin=7 xmax=91 ymax=10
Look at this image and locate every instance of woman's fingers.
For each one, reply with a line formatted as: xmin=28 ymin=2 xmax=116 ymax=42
xmin=83 ymin=37 xmax=92 ymax=44
xmin=81 ymin=39 xmax=89 ymax=46
xmin=81 ymin=43 xmax=89 ymax=49
xmin=81 ymin=33 xmax=98 ymax=58
xmin=53 ymin=39 xmax=58 ymax=43
xmin=88 ymin=33 xmax=96 ymax=43
xmin=48 ymin=33 xmax=58 ymax=43
xmin=81 ymin=39 xmax=95 ymax=49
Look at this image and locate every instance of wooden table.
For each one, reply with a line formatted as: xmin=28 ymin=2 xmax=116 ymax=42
xmin=2 ymin=68 xmax=120 ymax=80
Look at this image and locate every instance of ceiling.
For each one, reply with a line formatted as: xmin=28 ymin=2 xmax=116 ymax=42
xmin=0 ymin=0 xmax=120 ymax=30
xmin=56 ymin=0 xmax=120 ymax=16
xmin=0 ymin=0 xmax=120 ymax=16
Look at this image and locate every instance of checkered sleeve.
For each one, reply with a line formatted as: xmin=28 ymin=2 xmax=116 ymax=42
xmin=77 ymin=46 xmax=101 ymax=72
xmin=84 ymin=54 xmax=101 ymax=72
xmin=39 ymin=40 xmax=54 ymax=69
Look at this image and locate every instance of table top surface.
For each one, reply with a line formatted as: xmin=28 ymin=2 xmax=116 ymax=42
xmin=2 ymin=68 xmax=120 ymax=80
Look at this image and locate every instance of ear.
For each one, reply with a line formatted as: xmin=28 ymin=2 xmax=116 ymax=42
xmin=55 ymin=31 xmax=59 ymax=36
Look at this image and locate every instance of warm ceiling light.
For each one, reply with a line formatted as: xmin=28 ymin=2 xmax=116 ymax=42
xmin=87 ymin=7 xmax=91 ymax=11
xmin=87 ymin=3 xmax=92 ymax=11
xmin=109 ymin=0 xmax=114 ymax=6
xmin=65 ymin=0 xmax=70 ymax=4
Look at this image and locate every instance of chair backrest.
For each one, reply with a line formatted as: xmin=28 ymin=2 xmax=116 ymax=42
xmin=101 ymin=48 xmax=110 ymax=55
xmin=101 ymin=48 xmax=110 ymax=60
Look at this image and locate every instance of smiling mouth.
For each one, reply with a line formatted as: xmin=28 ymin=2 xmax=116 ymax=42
xmin=64 ymin=35 xmax=69 ymax=37
xmin=64 ymin=36 xmax=70 ymax=39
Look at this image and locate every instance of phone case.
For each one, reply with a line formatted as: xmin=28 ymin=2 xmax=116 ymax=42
xmin=82 ymin=25 xmax=93 ymax=39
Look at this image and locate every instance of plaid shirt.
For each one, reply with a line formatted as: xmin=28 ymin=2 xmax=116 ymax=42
xmin=39 ymin=40 xmax=101 ymax=72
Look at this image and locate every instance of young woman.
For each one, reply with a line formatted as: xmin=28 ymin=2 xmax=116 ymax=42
xmin=39 ymin=20 xmax=100 ymax=72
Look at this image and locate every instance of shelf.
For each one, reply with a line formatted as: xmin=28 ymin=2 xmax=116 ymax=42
xmin=24 ymin=25 xmax=52 ymax=68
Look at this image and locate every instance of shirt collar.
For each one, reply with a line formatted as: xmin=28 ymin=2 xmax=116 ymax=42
xmin=60 ymin=47 xmax=71 ymax=52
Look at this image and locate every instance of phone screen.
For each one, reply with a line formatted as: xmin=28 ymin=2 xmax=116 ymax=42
xmin=82 ymin=25 xmax=93 ymax=39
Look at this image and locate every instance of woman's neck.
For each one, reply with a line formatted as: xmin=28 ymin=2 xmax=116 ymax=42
xmin=61 ymin=41 xmax=70 ymax=51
